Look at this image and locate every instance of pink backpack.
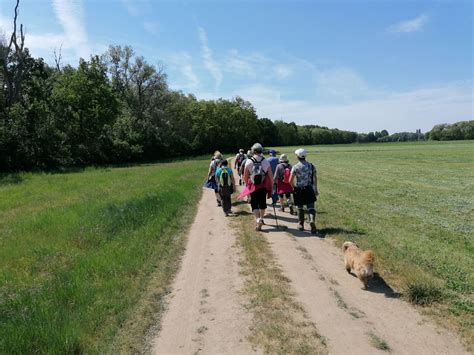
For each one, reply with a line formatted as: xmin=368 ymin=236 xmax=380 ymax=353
xmin=283 ymin=165 xmax=291 ymax=184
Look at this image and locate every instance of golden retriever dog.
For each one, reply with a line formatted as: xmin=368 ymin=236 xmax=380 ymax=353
xmin=342 ymin=241 xmax=375 ymax=289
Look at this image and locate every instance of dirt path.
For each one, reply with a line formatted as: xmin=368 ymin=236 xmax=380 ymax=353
xmin=259 ymin=210 xmax=468 ymax=354
xmin=151 ymin=188 xmax=258 ymax=354
xmin=152 ymin=166 xmax=467 ymax=354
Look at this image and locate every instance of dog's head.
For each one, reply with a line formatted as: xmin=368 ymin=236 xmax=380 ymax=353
xmin=342 ymin=241 xmax=357 ymax=252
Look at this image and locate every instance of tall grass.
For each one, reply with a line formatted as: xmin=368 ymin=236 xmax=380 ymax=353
xmin=0 ymin=160 xmax=208 ymax=353
xmin=274 ymin=141 xmax=473 ymax=346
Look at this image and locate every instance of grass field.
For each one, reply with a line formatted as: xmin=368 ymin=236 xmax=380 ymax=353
xmin=0 ymin=160 xmax=208 ymax=353
xmin=273 ymin=140 xmax=474 ymax=345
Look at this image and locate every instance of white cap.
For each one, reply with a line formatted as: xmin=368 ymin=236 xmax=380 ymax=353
xmin=295 ymin=148 xmax=307 ymax=158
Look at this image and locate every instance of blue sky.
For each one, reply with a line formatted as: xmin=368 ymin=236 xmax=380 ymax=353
xmin=0 ymin=0 xmax=472 ymax=133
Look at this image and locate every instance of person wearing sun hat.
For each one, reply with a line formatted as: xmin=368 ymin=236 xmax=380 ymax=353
xmin=273 ymin=153 xmax=295 ymax=214
xmin=267 ymin=149 xmax=279 ymax=205
xmin=289 ymin=148 xmax=319 ymax=234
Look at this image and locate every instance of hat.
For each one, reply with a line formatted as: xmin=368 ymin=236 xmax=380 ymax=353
xmin=251 ymin=143 xmax=263 ymax=154
xmin=295 ymin=148 xmax=307 ymax=158
xmin=268 ymin=149 xmax=277 ymax=156
xmin=279 ymin=154 xmax=288 ymax=162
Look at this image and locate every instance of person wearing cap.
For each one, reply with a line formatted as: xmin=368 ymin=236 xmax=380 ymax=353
xmin=234 ymin=149 xmax=247 ymax=185
xmin=267 ymin=149 xmax=279 ymax=205
xmin=273 ymin=154 xmax=295 ymax=214
xmin=206 ymin=151 xmax=224 ymax=207
xmin=289 ymin=148 xmax=319 ymax=234
xmin=243 ymin=143 xmax=274 ymax=231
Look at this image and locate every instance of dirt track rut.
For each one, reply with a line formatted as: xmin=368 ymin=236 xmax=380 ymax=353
xmin=152 ymin=169 xmax=467 ymax=354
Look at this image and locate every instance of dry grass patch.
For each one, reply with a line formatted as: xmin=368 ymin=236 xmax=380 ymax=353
xmin=232 ymin=204 xmax=327 ymax=354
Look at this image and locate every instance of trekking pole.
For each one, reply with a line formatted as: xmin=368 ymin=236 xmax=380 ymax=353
xmin=272 ymin=203 xmax=288 ymax=230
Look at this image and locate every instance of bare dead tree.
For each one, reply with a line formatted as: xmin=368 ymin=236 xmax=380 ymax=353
xmin=54 ymin=43 xmax=63 ymax=71
xmin=1 ymin=0 xmax=26 ymax=109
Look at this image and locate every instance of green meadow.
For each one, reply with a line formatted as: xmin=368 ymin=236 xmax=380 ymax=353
xmin=275 ymin=140 xmax=473 ymax=344
xmin=0 ymin=160 xmax=208 ymax=353
xmin=0 ymin=141 xmax=472 ymax=352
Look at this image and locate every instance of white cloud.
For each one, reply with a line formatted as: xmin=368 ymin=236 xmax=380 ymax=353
xmin=143 ymin=21 xmax=160 ymax=35
xmin=122 ymin=0 xmax=140 ymax=17
xmin=315 ymin=67 xmax=372 ymax=100
xmin=387 ymin=14 xmax=429 ymax=34
xmin=224 ymin=50 xmax=256 ymax=77
xmin=273 ymin=65 xmax=292 ymax=79
xmin=198 ymin=26 xmax=223 ymax=90
xmin=52 ymin=0 xmax=89 ymax=59
xmin=181 ymin=64 xmax=199 ymax=88
xmin=200 ymin=81 xmax=472 ymax=133
xmin=164 ymin=52 xmax=200 ymax=90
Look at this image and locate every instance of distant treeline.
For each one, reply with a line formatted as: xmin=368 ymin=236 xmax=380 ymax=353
xmin=0 ymin=12 xmax=470 ymax=171
xmin=425 ymin=121 xmax=474 ymax=141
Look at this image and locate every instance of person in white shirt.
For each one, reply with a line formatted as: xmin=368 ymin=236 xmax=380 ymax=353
xmin=243 ymin=143 xmax=274 ymax=231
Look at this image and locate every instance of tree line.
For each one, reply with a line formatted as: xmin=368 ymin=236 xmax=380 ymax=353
xmin=0 ymin=2 xmax=470 ymax=172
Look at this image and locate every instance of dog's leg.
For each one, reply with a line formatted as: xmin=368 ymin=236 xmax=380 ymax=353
xmin=344 ymin=257 xmax=351 ymax=273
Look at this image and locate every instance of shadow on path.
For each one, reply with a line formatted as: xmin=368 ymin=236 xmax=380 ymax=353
xmin=348 ymin=271 xmax=401 ymax=299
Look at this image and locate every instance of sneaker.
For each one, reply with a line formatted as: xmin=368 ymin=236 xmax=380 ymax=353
xmin=297 ymin=222 xmax=304 ymax=231
xmin=280 ymin=206 xmax=285 ymax=212
xmin=310 ymin=222 xmax=317 ymax=234
xmin=217 ymin=201 xmax=222 ymax=207
xmin=257 ymin=220 xmax=264 ymax=231
xmin=289 ymin=206 xmax=294 ymax=215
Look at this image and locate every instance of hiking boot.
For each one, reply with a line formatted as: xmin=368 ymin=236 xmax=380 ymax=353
xmin=280 ymin=206 xmax=285 ymax=212
xmin=297 ymin=209 xmax=305 ymax=231
xmin=309 ymin=210 xmax=317 ymax=234
xmin=289 ymin=206 xmax=294 ymax=215
xmin=217 ymin=200 xmax=222 ymax=207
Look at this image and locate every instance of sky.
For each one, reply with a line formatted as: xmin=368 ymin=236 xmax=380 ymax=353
xmin=0 ymin=0 xmax=472 ymax=133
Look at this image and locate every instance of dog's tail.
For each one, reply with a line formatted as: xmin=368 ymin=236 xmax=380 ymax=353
xmin=362 ymin=250 xmax=375 ymax=270
xmin=363 ymin=250 xmax=375 ymax=264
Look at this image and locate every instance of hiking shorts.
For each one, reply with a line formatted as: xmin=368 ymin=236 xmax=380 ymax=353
xmin=250 ymin=188 xmax=267 ymax=210
xmin=293 ymin=186 xmax=316 ymax=206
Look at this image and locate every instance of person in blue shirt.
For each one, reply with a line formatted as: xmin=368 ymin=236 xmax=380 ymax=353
xmin=215 ymin=159 xmax=236 ymax=216
xmin=267 ymin=149 xmax=279 ymax=205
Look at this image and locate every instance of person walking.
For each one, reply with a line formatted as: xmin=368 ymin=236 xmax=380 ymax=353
xmin=206 ymin=151 xmax=224 ymax=207
xmin=289 ymin=148 xmax=319 ymax=234
xmin=273 ymin=154 xmax=295 ymax=214
xmin=215 ymin=159 xmax=235 ymax=216
xmin=234 ymin=149 xmax=247 ymax=185
xmin=243 ymin=143 xmax=273 ymax=231
xmin=267 ymin=149 xmax=279 ymax=206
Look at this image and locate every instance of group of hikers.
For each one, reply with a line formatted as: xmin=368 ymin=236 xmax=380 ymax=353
xmin=205 ymin=143 xmax=319 ymax=234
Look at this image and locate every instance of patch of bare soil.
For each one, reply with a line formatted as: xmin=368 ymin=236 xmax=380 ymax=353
xmin=259 ymin=209 xmax=468 ymax=354
xmin=151 ymin=188 xmax=258 ymax=354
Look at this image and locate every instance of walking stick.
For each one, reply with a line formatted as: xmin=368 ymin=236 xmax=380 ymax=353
xmin=272 ymin=203 xmax=287 ymax=230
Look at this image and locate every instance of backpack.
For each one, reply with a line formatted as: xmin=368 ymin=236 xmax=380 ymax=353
xmin=250 ymin=157 xmax=265 ymax=185
xmin=236 ymin=154 xmax=245 ymax=165
xmin=283 ymin=164 xmax=291 ymax=184
xmin=219 ymin=168 xmax=231 ymax=187
xmin=213 ymin=159 xmax=222 ymax=175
